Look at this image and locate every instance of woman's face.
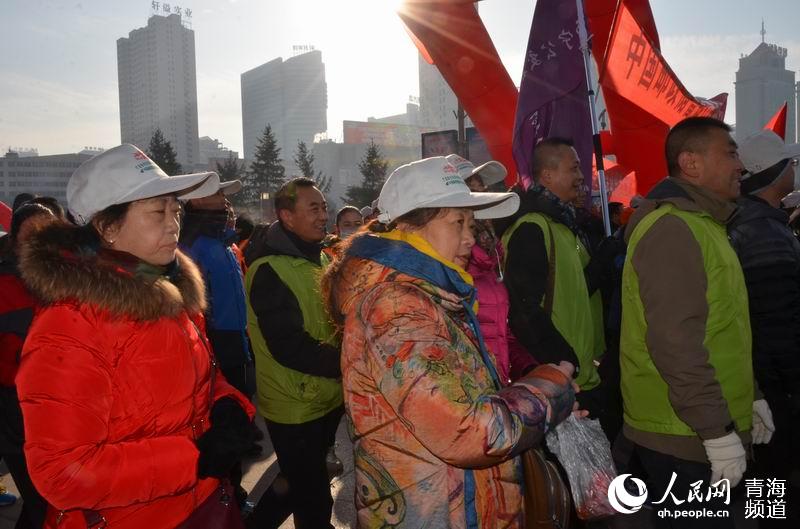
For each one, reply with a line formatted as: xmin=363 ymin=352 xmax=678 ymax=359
xmin=336 ymin=210 xmax=363 ymax=238
xmin=410 ymin=208 xmax=476 ymax=269
xmin=465 ymin=174 xmax=486 ymax=192
xmin=103 ymin=195 xmax=182 ymax=266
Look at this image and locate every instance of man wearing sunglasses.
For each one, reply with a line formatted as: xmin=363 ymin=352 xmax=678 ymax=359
xmin=728 ymin=129 xmax=800 ymax=528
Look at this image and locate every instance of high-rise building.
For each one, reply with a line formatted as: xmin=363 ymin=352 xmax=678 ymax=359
xmin=735 ymin=31 xmax=797 ymax=142
xmin=419 ymin=55 xmax=458 ymax=131
xmin=199 ymin=136 xmax=238 ymax=164
xmin=0 ymin=151 xmax=96 ymax=205
xmin=117 ymin=13 xmax=200 ymax=169
xmin=368 ymin=101 xmax=422 ymax=126
xmin=241 ymin=50 xmax=327 ymax=174
xmin=418 ymin=54 xmax=474 ymax=131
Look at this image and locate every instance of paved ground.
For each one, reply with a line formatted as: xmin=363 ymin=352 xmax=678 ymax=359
xmin=0 ymin=416 xmax=357 ymax=529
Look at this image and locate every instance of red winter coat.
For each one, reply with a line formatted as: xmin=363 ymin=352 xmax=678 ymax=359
xmin=467 ymin=243 xmax=535 ymax=384
xmin=16 ymin=224 xmax=254 ymax=529
xmin=0 ymin=260 xmax=35 ymax=387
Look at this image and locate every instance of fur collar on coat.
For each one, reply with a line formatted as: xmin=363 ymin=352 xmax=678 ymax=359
xmin=18 ymin=222 xmax=206 ymax=321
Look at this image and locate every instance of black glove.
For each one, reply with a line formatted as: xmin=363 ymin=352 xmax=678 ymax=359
xmin=196 ymin=397 xmax=254 ymax=479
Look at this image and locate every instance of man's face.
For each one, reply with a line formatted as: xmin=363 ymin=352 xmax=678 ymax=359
xmin=541 ymin=146 xmax=583 ymax=204
xmin=774 ymin=162 xmax=797 ymax=199
xmin=689 ymin=128 xmax=744 ymax=201
xmin=279 ymin=186 xmax=328 ymax=243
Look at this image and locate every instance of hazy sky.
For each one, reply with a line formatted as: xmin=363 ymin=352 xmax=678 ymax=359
xmin=1 ymin=0 xmax=799 ymax=157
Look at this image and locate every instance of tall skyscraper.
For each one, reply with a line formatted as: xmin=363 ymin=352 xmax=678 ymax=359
xmin=419 ymin=55 xmax=457 ymax=131
xmin=241 ymin=49 xmax=327 ymax=174
xmin=735 ymin=29 xmax=797 ymax=142
xmin=117 ymin=13 xmax=200 ymax=169
xmin=418 ymin=54 xmax=474 ymax=132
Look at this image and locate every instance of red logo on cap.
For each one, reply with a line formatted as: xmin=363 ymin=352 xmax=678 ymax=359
xmin=133 ymin=151 xmax=148 ymax=160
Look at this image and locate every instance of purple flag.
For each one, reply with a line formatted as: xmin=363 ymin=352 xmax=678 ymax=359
xmin=512 ymin=0 xmax=593 ymax=191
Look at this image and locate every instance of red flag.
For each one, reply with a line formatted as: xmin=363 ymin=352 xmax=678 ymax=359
xmin=399 ymin=1 xmax=519 ymax=184
xmin=0 ymin=201 xmax=11 ymax=233
xmin=592 ymin=157 xmax=635 ymax=204
xmin=588 ymin=0 xmax=727 ymax=195
xmin=610 ymin=171 xmax=638 ymax=206
xmin=764 ymin=102 xmax=788 ymax=140
xmin=585 ymin=0 xmax=660 ymax=61
xmin=599 ymin=3 xmax=724 ymax=125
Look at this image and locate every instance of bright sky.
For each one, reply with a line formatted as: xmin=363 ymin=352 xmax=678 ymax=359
xmin=1 ymin=0 xmax=799 ymax=156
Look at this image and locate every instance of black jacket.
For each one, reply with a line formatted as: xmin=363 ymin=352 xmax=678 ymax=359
xmin=248 ymin=223 xmax=340 ymax=379
xmin=728 ymin=195 xmax=800 ymax=408
xmin=502 ymin=190 xmax=600 ymax=368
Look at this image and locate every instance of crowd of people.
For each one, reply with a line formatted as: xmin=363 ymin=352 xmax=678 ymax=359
xmin=0 ymin=115 xmax=798 ymax=529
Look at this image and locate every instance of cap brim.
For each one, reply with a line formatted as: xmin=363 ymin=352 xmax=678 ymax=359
xmin=220 ymin=179 xmax=242 ymax=196
xmin=118 ymin=172 xmax=221 ymax=204
xmin=420 ymin=191 xmax=520 ymax=219
xmin=471 ymin=161 xmax=507 ymax=186
xmin=783 ymin=190 xmax=800 ymax=208
xmin=782 ymin=142 xmax=800 ymax=158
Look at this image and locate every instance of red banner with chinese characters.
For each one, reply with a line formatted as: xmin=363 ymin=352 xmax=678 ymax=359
xmin=599 ymin=2 xmax=724 ymax=125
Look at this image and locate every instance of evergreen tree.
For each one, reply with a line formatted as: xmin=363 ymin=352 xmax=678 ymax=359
xmin=293 ymin=140 xmax=331 ymax=193
xmin=146 ymin=128 xmax=182 ymax=175
xmin=242 ymin=125 xmax=286 ymax=211
xmin=215 ymin=152 xmax=243 ymax=182
xmin=342 ymin=140 xmax=388 ymax=208
xmin=294 ymin=140 xmax=315 ymax=179
xmin=215 ymin=152 xmax=245 ymax=208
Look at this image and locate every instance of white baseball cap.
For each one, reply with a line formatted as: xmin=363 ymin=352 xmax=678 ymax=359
xmin=67 ymin=144 xmax=220 ymax=225
xmin=445 ymin=154 xmax=507 ymax=186
xmin=377 ymin=157 xmax=519 ymax=223
xmin=220 ymin=180 xmax=242 ymax=195
xmin=739 ymin=130 xmax=800 ymax=175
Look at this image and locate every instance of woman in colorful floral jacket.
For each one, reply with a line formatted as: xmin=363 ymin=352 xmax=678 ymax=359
xmin=323 ymin=157 xmax=581 ymax=528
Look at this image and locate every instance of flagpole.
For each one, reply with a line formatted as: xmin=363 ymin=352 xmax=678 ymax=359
xmin=576 ymin=0 xmax=612 ymax=236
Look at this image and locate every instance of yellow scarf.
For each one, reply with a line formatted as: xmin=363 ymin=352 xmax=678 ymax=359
xmin=377 ymin=230 xmax=478 ymax=314
xmin=378 ymin=230 xmax=474 ymax=285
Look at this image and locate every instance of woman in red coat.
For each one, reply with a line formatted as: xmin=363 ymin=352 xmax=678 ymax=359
xmin=15 ymin=144 xmax=255 ymax=529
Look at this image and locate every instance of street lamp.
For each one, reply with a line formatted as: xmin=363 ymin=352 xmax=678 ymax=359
xmin=260 ymin=192 xmax=270 ymax=222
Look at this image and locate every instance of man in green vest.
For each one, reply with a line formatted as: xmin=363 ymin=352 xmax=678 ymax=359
xmin=621 ymin=117 xmax=773 ymax=525
xmin=243 ymin=177 xmax=343 ymax=529
xmin=502 ymin=138 xmax=607 ymax=427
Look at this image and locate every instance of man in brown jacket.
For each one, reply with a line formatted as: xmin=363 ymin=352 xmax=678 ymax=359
xmin=620 ymin=117 xmax=773 ymax=527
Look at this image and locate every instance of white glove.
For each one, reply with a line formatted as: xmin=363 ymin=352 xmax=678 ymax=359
xmin=703 ymin=432 xmax=747 ymax=488
xmin=752 ymin=399 xmax=775 ymax=445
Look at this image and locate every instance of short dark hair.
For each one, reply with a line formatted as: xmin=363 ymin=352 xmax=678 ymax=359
xmin=274 ymin=177 xmax=318 ymax=212
xmin=530 ymin=137 xmax=575 ymax=182
xmin=609 ymin=202 xmax=624 ymax=216
xmin=12 ymin=193 xmax=36 ymax=212
xmin=30 ymin=196 xmax=65 ymax=219
xmin=665 ymin=117 xmax=732 ymax=178
xmin=335 ymin=206 xmax=362 ymax=226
